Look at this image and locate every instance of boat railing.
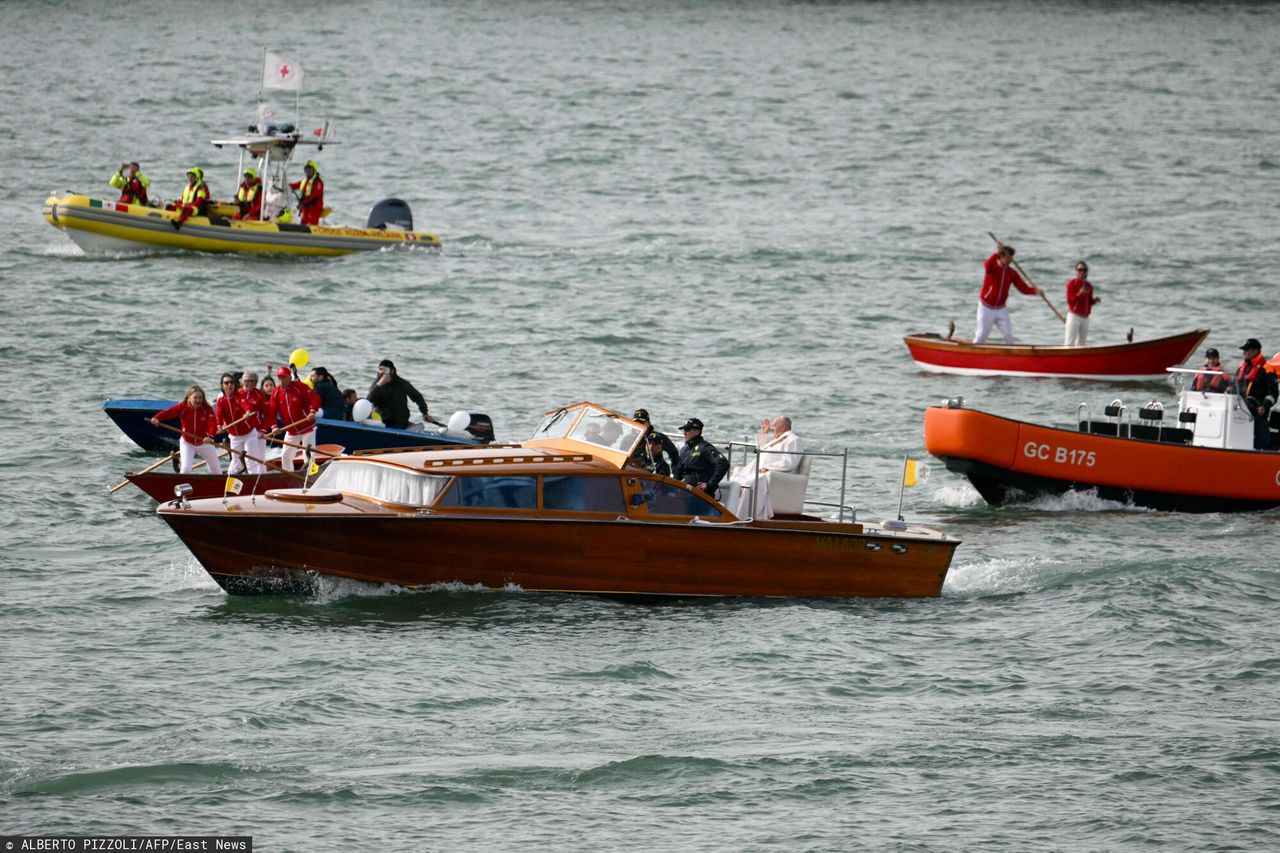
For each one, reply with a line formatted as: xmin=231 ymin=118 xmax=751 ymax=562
xmin=723 ymin=442 xmax=855 ymax=523
xmin=1077 ymin=402 xmax=1093 ymax=434
xmin=1104 ymin=399 xmax=1131 ymax=437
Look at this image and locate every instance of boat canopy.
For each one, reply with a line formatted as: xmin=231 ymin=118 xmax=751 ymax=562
xmin=210 ymin=119 xmax=338 ymax=223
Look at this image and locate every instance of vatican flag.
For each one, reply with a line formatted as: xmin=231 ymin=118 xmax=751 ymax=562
xmin=225 ymin=476 xmax=244 ymax=495
xmin=309 ymin=460 xmax=321 ymax=476
xmin=903 ymin=458 xmax=930 ymax=488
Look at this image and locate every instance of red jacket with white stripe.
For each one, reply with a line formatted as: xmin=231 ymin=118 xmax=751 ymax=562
xmin=1065 ymin=277 xmax=1098 ymax=318
xmin=216 ymin=390 xmax=261 ymax=436
xmin=980 ymin=253 xmax=1035 ymax=308
xmin=154 ymin=400 xmax=216 ymax=443
xmin=267 ymin=381 xmax=320 ymax=435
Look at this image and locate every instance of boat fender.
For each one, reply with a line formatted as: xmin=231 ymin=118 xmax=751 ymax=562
xmin=445 ymin=411 xmax=471 ymax=435
xmin=366 ymin=198 xmax=414 ymax=231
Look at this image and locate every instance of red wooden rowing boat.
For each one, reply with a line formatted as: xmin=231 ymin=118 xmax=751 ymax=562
xmin=903 ymin=329 xmax=1208 ymax=379
xmin=125 ymin=469 xmax=311 ymax=501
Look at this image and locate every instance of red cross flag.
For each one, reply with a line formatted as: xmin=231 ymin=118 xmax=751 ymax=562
xmin=262 ymin=51 xmax=304 ymax=91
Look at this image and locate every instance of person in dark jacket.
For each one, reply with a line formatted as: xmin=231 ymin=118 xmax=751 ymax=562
xmin=1233 ymin=338 xmax=1278 ymax=450
xmin=629 ymin=408 xmax=681 ymax=477
xmin=308 ymin=366 xmax=346 ymax=420
xmin=367 ymin=359 xmax=431 ymax=430
xmin=676 ymin=417 xmax=728 ymax=494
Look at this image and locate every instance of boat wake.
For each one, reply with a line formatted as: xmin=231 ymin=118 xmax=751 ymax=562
xmin=943 ymin=555 xmax=1056 ymax=597
xmin=1021 ymin=489 xmax=1154 ymax=514
xmin=932 ymin=482 xmax=984 ymax=508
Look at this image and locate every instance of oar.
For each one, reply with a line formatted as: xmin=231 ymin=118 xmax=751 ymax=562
xmin=988 ymin=231 xmax=1066 ymax=324
xmin=108 ymin=450 xmax=180 ymax=493
xmin=109 ymin=410 xmax=254 ymax=493
xmin=152 ymin=421 xmax=306 ymax=481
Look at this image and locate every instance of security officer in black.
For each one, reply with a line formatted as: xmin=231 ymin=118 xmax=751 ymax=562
xmin=629 ymin=408 xmax=681 ymax=477
xmin=676 ymin=417 xmax=729 ymax=495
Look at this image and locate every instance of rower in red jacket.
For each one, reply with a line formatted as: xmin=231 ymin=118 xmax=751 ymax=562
xmin=1063 ymin=261 xmax=1100 ymax=346
xmin=151 ymin=385 xmax=222 ymax=474
xmin=233 ymin=369 xmax=271 ymax=474
xmin=974 ymin=242 xmax=1038 ymax=344
xmin=215 ymin=372 xmax=260 ymax=475
xmin=289 ymin=160 xmax=325 ymax=226
xmin=266 ymin=366 xmax=321 ymax=471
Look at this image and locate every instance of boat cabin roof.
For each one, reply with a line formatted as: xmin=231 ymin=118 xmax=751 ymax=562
xmin=329 ymin=402 xmax=647 ymax=475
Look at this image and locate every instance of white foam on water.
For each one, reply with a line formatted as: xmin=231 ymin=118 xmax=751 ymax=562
xmin=932 ymin=482 xmax=984 ymax=508
xmin=943 ymin=555 xmax=1049 ymax=597
xmin=162 ymin=556 xmax=222 ymax=592
xmin=1022 ymin=489 xmax=1154 ymax=514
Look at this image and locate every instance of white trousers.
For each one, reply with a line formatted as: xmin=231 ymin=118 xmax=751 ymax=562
xmin=1064 ymin=312 xmax=1089 ymax=346
xmin=179 ymin=438 xmax=223 ymax=475
xmin=246 ymin=431 xmax=267 ymax=474
xmin=974 ymin=302 xmax=1014 ymax=344
xmin=228 ymin=432 xmax=268 ymax=475
xmin=279 ymin=430 xmax=315 ymax=472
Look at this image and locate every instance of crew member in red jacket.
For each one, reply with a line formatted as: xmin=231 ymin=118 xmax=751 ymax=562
xmin=289 ymin=160 xmax=325 ymax=226
xmin=1063 ymin=261 xmax=1100 ymax=346
xmin=173 ymin=167 xmax=210 ymax=229
xmin=1233 ymin=338 xmax=1278 ymax=450
xmin=266 ymin=366 xmax=321 ymax=471
xmin=1191 ymin=348 xmax=1230 ymax=394
xmin=235 ymin=369 xmax=271 ymax=474
xmin=215 ymin=372 xmax=258 ymax=475
xmin=974 ymin=242 xmax=1038 ymax=344
xmin=234 ymin=168 xmax=263 ymax=221
xmin=151 ymin=385 xmax=222 ymax=474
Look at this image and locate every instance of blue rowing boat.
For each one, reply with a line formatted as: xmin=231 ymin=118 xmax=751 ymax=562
xmin=103 ymin=398 xmax=493 ymax=454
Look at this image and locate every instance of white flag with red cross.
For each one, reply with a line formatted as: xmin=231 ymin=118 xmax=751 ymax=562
xmin=262 ymin=52 xmax=304 ymax=91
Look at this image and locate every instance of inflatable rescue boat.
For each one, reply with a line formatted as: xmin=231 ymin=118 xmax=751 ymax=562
xmin=44 ymin=124 xmax=439 ymax=256
xmin=924 ymin=372 xmax=1280 ymax=512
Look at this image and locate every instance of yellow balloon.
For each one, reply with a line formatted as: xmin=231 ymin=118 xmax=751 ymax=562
xmin=302 ymin=377 xmax=314 ymax=388
xmin=289 ymin=347 xmax=310 ymax=369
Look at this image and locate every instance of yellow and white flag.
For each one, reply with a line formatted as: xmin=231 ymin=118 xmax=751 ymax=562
xmin=308 ymin=460 xmax=321 ymax=476
xmin=903 ymin=458 xmax=930 ymax=488
xmin=225 ymin=476 xmax=244 ymax=495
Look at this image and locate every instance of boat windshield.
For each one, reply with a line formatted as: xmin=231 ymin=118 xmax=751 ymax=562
xmin=568 ymin=409 xmax=643 ymax=454
xmin=531 ymin=406 xmax=579 ymax=441
xmin=312 ymin=460 xmax=450 ymax=507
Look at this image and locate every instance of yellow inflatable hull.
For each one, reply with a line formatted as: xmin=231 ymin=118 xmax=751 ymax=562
xmin=43 ymin=194 xmax=441 ymax=256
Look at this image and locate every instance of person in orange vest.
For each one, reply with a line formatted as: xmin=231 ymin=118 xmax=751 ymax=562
xmin=289 ymin=160 xmax=324 ymax=225
xmin=109 ymin=162 xmax=150 ymax=205
xmin=1233 ymin=338 xmax=1278 ymax=450
xmin=234 ymin=167 xmax=263 ymax=220
xmin=1191 ymin=348 xmax=1230 ymax=393
xmin=172 ymin=167 xmax=209 ymax=230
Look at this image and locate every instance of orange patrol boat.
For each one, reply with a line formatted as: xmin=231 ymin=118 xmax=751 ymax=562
xmin=924 ymin=372 xmax=1280 ymax=512
xmin=158 ymin=402 xmax=960 ymax=598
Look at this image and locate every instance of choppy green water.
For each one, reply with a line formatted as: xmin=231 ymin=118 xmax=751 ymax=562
xmin=3 ymin=2 xmax=1279 ymax=850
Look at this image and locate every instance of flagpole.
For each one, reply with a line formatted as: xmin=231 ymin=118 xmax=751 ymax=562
xmin=897 ymin=457 xmax=908 ymax=522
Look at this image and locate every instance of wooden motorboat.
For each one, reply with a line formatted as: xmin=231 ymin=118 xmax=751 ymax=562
xmin=123 ymin=444 xmax=343 ymax=501
xmin=903 ymin=328 xmax=1208 ymax=380
xmin=924 ymin=379 xmax=1280 ymax=512
xmin=158 ymin=402 xmax=961 ymax=598
xmin=104 ymin=398 xmax=492 ymax=454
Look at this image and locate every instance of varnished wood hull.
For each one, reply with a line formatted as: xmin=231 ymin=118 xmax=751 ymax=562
xmin=160 ymin=513 xmax=957 ymax=598
xmin=125 ymin=470 xmax=306 ymax=501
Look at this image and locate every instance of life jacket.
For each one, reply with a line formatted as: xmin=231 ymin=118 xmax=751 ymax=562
xmin=1236 ymin=355 xmax=1268 ymax=397
xmin=181 ymin=180 xmax=209 ymax=211
xmin=236 ymin=178 xmax=261 ymax=217
xmin=121 ymin=176 xmax=148 ymax=205
xmin=1192 ymin=365 xmax=1228 ymax=393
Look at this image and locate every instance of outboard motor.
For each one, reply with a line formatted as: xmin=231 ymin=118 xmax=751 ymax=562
xmin=366 ymin=198 xmax=414 ymax=231
xmin=466 ymin=413 xmax=495 ymax=444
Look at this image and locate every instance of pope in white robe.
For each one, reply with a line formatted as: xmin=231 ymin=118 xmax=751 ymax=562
xmin=727 ymin=416 xmax=805 ymax=519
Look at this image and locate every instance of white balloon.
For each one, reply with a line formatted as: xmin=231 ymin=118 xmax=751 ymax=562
xmin=353 ymin=399 xmax=373 ymax=421
xmin=447 ymin=410 xmax=471 ymax=434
